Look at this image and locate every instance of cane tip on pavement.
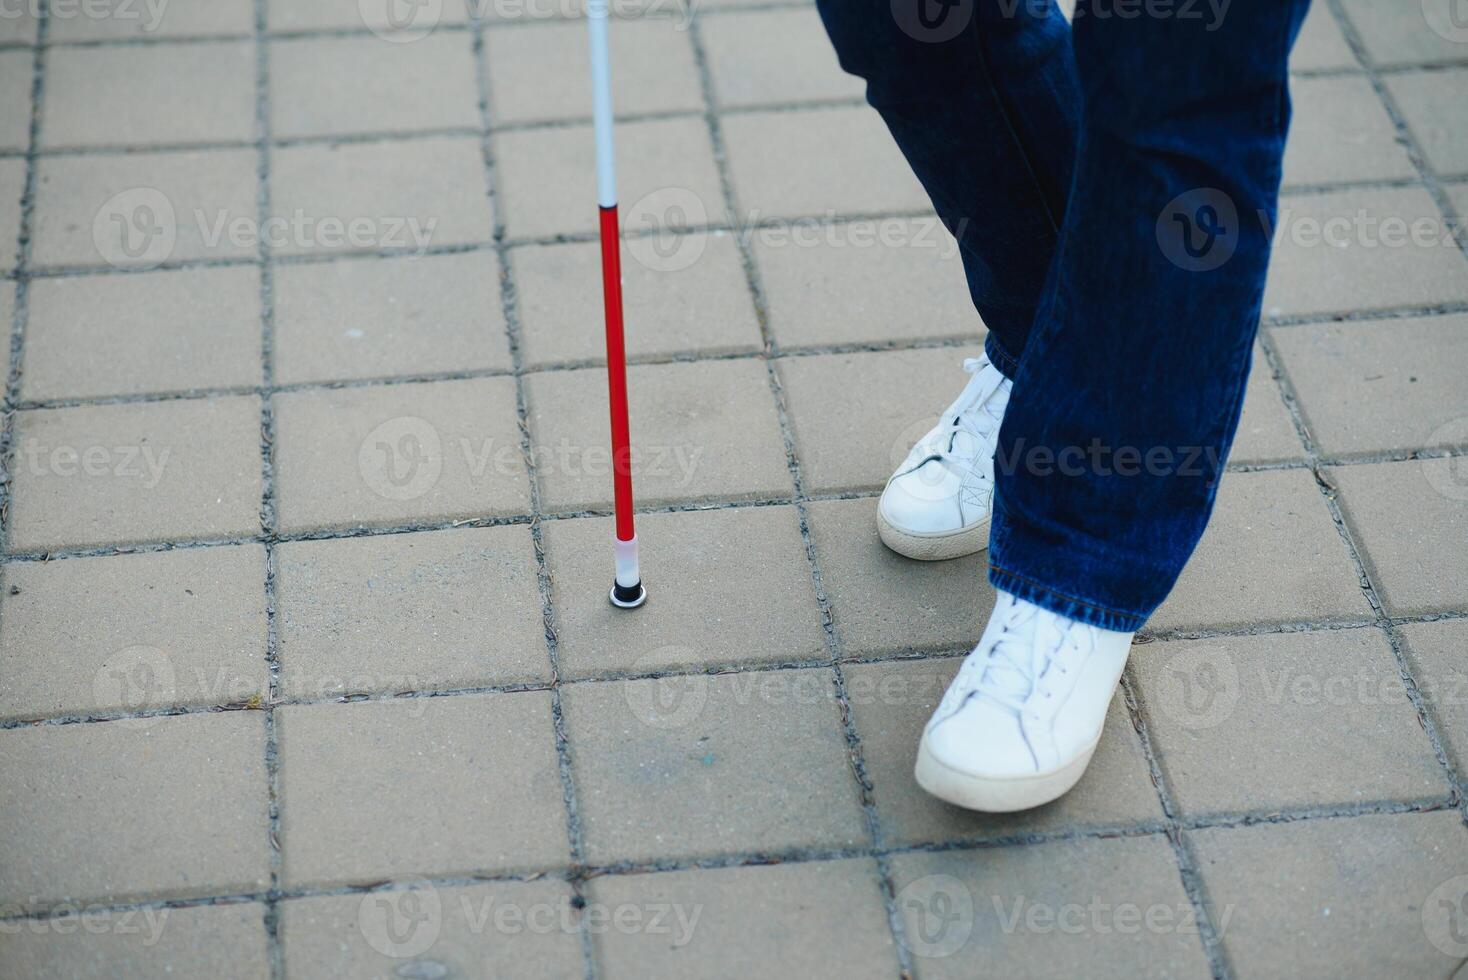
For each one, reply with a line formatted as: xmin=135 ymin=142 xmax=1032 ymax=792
xmin=609 ymin=580 xmax=648 ymax=610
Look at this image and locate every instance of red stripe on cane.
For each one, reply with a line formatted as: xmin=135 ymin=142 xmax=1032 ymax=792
xmin=598 ymin=204 xmax=636 ymax=543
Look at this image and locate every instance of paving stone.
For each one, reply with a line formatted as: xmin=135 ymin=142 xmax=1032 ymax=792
xmin=1262 ymin=187 xmax=1468 ymax=319
xmin=46 ymin=0 xmax=253 ymax=41
xmin=542 ymin=507 xmax=826 ymax=678
xmin=1281 ymin=75 xmax=1415 ymax=188
xmin=701 ymin=7 xmax=865 ymax=107
xmin=1148 ymin=469 xmax=1371 ymax=633
xmin=1399 ymin=619 xmax=1468 ymax=775
xmin=1271 ymin=314 xmax=1468 ymax=456
xmin=0 ymin=158 xmax=22 ymax=270
xmin=486 ymin=17 xmax=701 ymax=124
xmin=0 ymin=545 xmax=267 ymax=722
xmin=754 ymin=216 xmax=978 ymax=349
xmin=524 ymin=358 xmax=790 ymax=510
xmin=22 ymin=266 xmax=263 ymax=401
xmin=271 ymin=34 xmax=481 ymax=139
xmin=1290 ymin=3 xmax=1358 ymax=72
xmin=1132 ymin=630 xmax=1444 ymax=817
xmin=32 ymin=149 xmax=259 ymax=268
xmin=888 ymin=837 xmax=1212 ymax=977
xmin=276 ymin=525 xmax=549 ymax=700
xmin=562 ymin=669 xmax=868 ymax=863
xmin=0 ymin=3 xmax=38 ymax=44
xmin=43 ymin=42 xmax=255 ymax=150
xmin=1231 ymin=342 xmax=1305 ymax=465
xmin=8 ymin=395 xmax=264 ymax=552
xmin=513 ymin=234 xmax=761 ymax=368
xmin=723 ymin=107 xmax=929 ymax=218
xmin=1385 ymin=68 xmax=1468 ymax=177
xmin=1338 ymin=0 xmax=1468 ymax=67
xmin=778 ymin=345 xmax=984 ymax=493
xmin=282 ymin=879 xmax=583 ymax=979
xmin=0 ymin=902 xmax=270 ymax=980
xmin=277 ymin=693 xmax=570 ymax=887
xmin=269 ymin=137 xmax=493 ymax=256
xmin=495 ymin=117 xmax=724 ymax=239
xmin=0 ymin=49 xmax=32 ymax=150
xmin=588 ymin=860 xmax=899 ymax=979
xmin=0 ymin=712 xmax=271 ymax=908
xmin=805 ymin=496 xmax=995 ymax=655
xmin=845 ymin=658 xmax=1162 ymax=846
xmin=272 ymin=377 xmax=530 ymax=533
xmin=1331 ymin=459 xmax=1468 ymax=616
xmin=272 ymin=251 xmax=510 ymax=385
xmin=1190 ymin=811 xmax=1468 ymax=978
xmin=268 ymin=0 xmax=472 ymax=33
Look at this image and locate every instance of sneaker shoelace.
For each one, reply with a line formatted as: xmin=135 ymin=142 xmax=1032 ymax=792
xmin=914 ymin=358 xmax=1008 ymax=481
xmin=958 ymin=601 xmax=1090 ymax=715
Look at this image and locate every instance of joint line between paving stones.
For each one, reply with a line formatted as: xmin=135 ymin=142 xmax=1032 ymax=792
xmin=15 ymin=606 xmax=1468 ymax=731
xmin=5 ymin=465 xmax=1468 ymax=567
xmin=1255 ymin=2 xmax=1468 ymax=815
xmin=249 ymin=0 xmax=286 ymax=975
xmin=1118 ymin=670 xmax=1234 ymax=979
xmin=684 ymin=16 xmax=919 ymax=974
xmin=1271 ymin=0 xmax=1468 ymax=826
xmin=1 ymin=794 xmax=1456 ymax=926
xmin=0 ymin=1 xmax=47 ymax=565
xmin=1325 ymin=0 xmax=1468 ymax=264
xmin=1255 ymin=327 xmax=1468 ymax=827
xmin=470 ymin=15 xmax=598 ymax=979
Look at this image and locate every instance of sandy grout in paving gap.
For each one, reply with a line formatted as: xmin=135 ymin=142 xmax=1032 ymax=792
xmin=15 ymin=607 xmax=1468 ymax=730
xmin=0 ymin=4 xmax=48 ymax=552
xmin=470 ymin=11 xmax=600 ymax=977
xmin=1323 ymin=0 xmax=1468 ymax=265
xmin=683 ymin=13 xmax=918 ymax=973
xmin=248 ymin=0 xmax=287 ymax=974
xmin=0 ymin=794 xmax=1455 ymax=924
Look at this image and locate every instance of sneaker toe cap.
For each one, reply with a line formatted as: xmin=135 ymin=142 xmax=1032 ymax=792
xmin=880 ymin=468 xmax=965 ymax=534
xmin=926 ymin=697 xmax=1040 ymax=778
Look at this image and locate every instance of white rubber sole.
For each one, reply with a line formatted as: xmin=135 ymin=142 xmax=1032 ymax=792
xmin=914 ymin=733 xmax=1100 ymax=812
xmin=877 ymin=508 xmax=990 ymax=561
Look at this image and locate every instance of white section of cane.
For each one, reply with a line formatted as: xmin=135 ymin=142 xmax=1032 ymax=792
xmin=587 ymin=0 xmax=617 ymax=209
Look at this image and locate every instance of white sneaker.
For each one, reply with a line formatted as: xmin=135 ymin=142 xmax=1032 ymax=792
xmin=878 ymin=356 xmax=1010 ymax=561
xmin=915 ymin=591 xmax=1134 ymax=812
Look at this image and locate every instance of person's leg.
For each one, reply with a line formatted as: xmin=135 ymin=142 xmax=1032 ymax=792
xmin=916 ymin=0 xmax=1313 ymax=813
xmin=988 ymin=0 xmax=1315 ymax=631
xmin=815 ymin=0 xmax=1080 ymax=375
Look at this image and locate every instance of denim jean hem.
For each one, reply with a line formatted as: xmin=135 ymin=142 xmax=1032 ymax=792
xmin=983 ymin=332 xmax=1021 ymax=380
xmin=987 ymin=561 xmax=1147 ymax=634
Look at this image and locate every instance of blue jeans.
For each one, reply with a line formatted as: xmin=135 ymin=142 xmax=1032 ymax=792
xmin=818 ymin=0 xmax=1312 ymax=632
